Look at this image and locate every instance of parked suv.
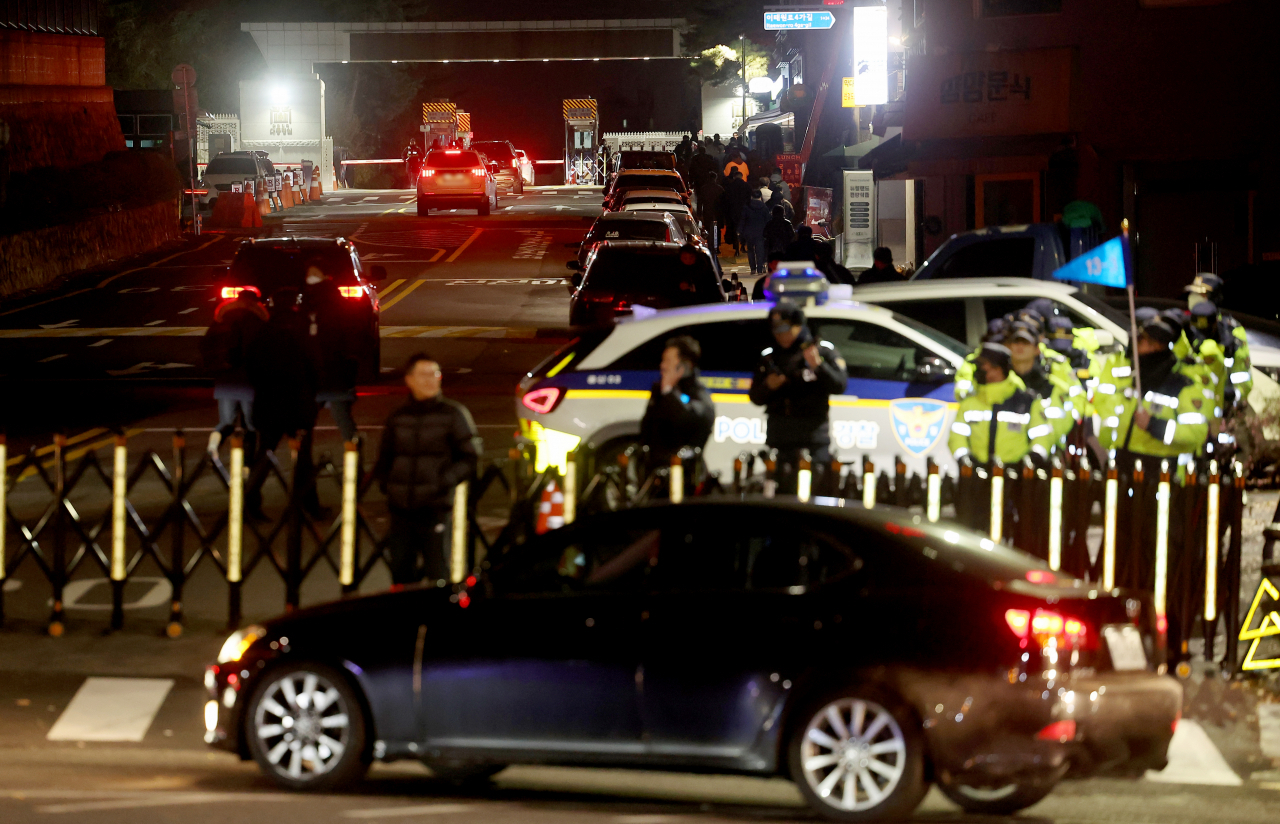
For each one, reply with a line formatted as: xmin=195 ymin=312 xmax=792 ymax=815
xmin=200 ymin=151 xmax=273 ymax=209
xmin=417 ymin=150 xmax=497 ymax=216
xmin=470 ymin=140 xmax=523 ymax=195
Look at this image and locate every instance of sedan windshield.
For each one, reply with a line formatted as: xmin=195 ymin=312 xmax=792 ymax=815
xmin=584 ymin=248 xmax=720 ymax=304
xmin=587 ymin=221 xmax=670 ymax=243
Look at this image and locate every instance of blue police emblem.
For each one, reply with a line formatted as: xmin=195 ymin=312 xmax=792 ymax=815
xmin=888 ymin=398 xmax=950 ymax=456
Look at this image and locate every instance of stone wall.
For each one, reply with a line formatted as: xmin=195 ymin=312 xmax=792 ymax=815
xmin=0 ymin=199 xmax=177 ymax=298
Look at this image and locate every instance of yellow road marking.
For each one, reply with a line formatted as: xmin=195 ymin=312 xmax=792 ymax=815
xmin=6 ymin=428 xmax=109 ymax=466
xmin=378 ymin=279 xmax=426 ymax=311
xmin=428 ymin=249 xmax=445 ymax=263
xmin=378 ymin=279 xmax=406 ymax=299
xmin=11 ymin=428 xmax=145 ymax=479
xmin=445 ymin=229 xmax=483 ymax=263
xmin=97 ymin=237 xmax=222 ymax=288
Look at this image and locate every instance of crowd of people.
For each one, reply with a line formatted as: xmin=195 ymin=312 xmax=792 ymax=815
xmin=948 ymin=272 xmax=1252 ymax=475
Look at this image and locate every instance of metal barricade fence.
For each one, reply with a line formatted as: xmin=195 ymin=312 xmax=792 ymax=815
xmin=568 ymin=442 xmax=1250 ymax=672
xmin=0 ymin=431 xmax=518 ymax=635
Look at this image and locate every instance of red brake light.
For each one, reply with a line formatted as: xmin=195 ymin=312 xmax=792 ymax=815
xmin=511 ymin=158 xmax=518 ymax=168
xmin=1036 ymin=720 xmax=1076 ymax=742
xmin=522 ymin=387 xmax=563 ymax=414
xmin=444 ymin=150 xmax=461 ymax=154
xmin=1005 ymin=609 xmax=1031 ymax=639
xmin=471 ymin=167 xmax=486 ymax=177
xmin=220 ymin=286 xmax=260 ymax=300
xmin=1031 ymin=609 xmax=1064 ymax=637
xmin=1025 ymin=569 xmax=1056 ymax=584
xmin=338 ymin=286 xmax=364 ymax=298
xmin=422 ymin=168 xmax=435 ymax=177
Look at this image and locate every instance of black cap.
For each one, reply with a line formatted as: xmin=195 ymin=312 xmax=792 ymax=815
xmin=770 ymin=303 xmax=806 ymax=327
xmin=1007 ymin=322 xmax=1039 ymax=345
xmin=1047 ymin=315 xmax=1073 ymax=336
xmin=1025 ymin=298 xmax=1056 ymax=320
xmin=977 ymin=342 xmax=1013 ymax=373
xmin=1135 ymin=306 xmax=1159 ymax=324
xmin=1140 ymin=317 xmax=1178 ymax=347
xmin=1185 ymin=272 xmax=1224 ymax=295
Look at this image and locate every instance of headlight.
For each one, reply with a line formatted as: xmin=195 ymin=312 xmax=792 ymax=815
xmin=217 ymin=625 xmax=266 ymax=664
xmin=204 ymin=700 xmax=219 ymax=733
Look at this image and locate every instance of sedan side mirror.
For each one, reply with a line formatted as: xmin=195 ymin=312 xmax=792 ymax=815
xmin=571 ymin=273 xmax=584 ymax=289
xmin=566 ymin=260 xmax=583 ymax=271
xmin=914 ymin=357 xmax=957 ymax=383
xmin=368 ymin=265 xmax=387 ymax=282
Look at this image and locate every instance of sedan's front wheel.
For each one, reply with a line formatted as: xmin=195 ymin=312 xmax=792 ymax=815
xmin=789 ymin=687 xmax=927 ymax=822
xmin=246 ymin=663 xmax=368 ymax=791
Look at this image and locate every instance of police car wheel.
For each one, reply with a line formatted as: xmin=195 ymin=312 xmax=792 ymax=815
xmin=789 ymin=686 xmax=926 ymax=822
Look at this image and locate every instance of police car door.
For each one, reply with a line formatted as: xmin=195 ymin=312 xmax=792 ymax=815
xmin=806 ymin=315 xmax=958 ymax=477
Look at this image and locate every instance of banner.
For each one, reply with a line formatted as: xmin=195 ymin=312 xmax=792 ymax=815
xmin=1050 ymin=234 xmax=1131 ymax=289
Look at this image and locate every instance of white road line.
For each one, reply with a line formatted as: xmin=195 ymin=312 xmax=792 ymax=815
xmin=88 ymin=339 xmax=112 ymax=346
xmin=37 ymin=354 xmax=67 ymax=362
xmin=46 ymin=677 xmax=173 ymax=742
xmin=37 ymin=794 xmax=228 ymax=814
xmin=613 ymin=817 xmax=683 ymax=824
xmin=145 ymin=320 xmax=165 ymax=326
xmin=343 ymin=804 xmax=472 ymax=818
xmin=178 ymin=307 xmax=199 ymax=314
xmin=1145 ymin=719 xmax=1241 ymax=786
xmin=361 ymin=196 xmax=379 ymax=201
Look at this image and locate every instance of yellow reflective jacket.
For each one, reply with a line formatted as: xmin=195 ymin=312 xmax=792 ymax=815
xmin=1094 ymin=355 xmax=1211 ymax=459
xmin=948 ymin=372 xmax=1054 ymax=464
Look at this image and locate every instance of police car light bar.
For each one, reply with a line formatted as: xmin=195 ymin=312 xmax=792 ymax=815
xmin=764 ymin=265 xmax=832 ymax=305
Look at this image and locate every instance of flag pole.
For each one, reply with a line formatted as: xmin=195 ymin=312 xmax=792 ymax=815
xmin=1122 ymin=218 xmax=1142 ymax=401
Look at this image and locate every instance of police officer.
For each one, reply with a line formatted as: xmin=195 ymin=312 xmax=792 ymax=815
xmin=1095 ymin=317 xmax=1210 ymax=473
xmin=639 ymin=335 xmax=716 ymax=487
xmin=955 ymin=317 xmax=1011 ymax=401
xmin=1047 ymin=315 xmax=1091 ymax=374
xmin=749 ymin=303 xmax=848 ymax=492
xmin=402 ymin=138 xmax=423 ymax=182
xmin=949 ymin=343 xmax=1055 ymax=466
xmin=1186 ymin=273 xmax=1252 ymax=409
xmin=1006 ymin=321 xmax=1075 ymax=449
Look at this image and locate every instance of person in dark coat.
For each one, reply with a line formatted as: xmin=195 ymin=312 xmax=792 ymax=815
xmin=858 ymin=246 xmax=901 ymax=284
xmin=722 ymin=168 xmax=752 ymax=256
xmin=688 ymin=145 xmax=717 ymax=189
xmin=748 ymin=303 xmax=848 ymax=494
xmin=639 ymin=336 xmax=716 ymax=482
xmin=814 ymin=241 xmax=855 ymax=285
xmin=373 ymin=353 xmax=481 ymax=587
xmin=201 ymin=288 xmax=268 ymax=456
xmin=767 ymin=187 xmax=794 ymax=222
xmin=784 ymin=225 xmax=822 ymax=262
xmin=302 ymin=264 xmax=360 ymax=443
xmin=763 ymin=205 xmax=795 ymax=256
xmin=737 ymin=189 xmax=770 ymax=274
xmin=694 ymin=171 xmax=724 ymax=239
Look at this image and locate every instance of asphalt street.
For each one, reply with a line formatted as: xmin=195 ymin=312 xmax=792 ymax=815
xmin=3 ymin=186 xmax=1279 ymax=822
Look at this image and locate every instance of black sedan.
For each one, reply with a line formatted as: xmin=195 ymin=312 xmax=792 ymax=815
xmin=566 ymin=240 xmax=726 ymax=327
xmin=205 ymin=500 xmax=1180 ymax=820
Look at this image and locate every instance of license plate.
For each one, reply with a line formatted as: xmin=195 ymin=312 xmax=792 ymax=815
xmin=1103 ymin=625 xmax=1148 ymax=671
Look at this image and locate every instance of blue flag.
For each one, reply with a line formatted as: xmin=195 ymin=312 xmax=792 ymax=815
xmin=1051 ymin=234 xmax=1131 ymax=289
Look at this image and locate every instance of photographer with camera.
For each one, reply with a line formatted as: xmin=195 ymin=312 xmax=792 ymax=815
xmin=748 ymin=304 xmax=848 ymax=493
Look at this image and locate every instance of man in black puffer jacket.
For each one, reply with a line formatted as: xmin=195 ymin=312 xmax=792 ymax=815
xmin=373 ymin=353 xmax=481 ymax=587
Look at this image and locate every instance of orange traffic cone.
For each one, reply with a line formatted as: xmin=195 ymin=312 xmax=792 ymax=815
xmin=256 ymin=182 xmax=270 ymax=217
xmin=309 ymin=175 xmax=321 ymax=201
xmin=281 ymin=175 xmax=295 ymax=208
xmin=243 ymin=191 xmax=262 ymax=228
xmin=535 ymin=481 xmax=565 ymax=534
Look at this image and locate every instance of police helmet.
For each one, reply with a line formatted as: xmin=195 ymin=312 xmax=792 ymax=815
xmin=1139 ymin=317 xmax=1178 ymax=348
xmin=1135 ymin=306 xmax=1159 ymax=324
xmin=976 ymin=342 xmax=1013 ymax=376
xmin=1025 ymin=298 xmax=1057 ymax=321
xmin=1006 ymin=321 xmax=1039 ymax=346
xmin=1185 ymin=272 xmax=1224 ymax=303
xmin=1046 ymin=315 xmax=1074 ymax=338
xmin=985 ymin=316 xmax=1011 ymax=342
xmin=1190 ymin=299 xmax=1218 ymax=332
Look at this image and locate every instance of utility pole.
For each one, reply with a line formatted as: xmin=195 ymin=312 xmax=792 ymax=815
xmin=740 ymin=33 xmax=747 ymax=140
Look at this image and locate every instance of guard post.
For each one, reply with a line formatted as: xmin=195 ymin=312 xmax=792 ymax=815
xmin=340 ymin=441 xmax=359 ymax=595
xmin=226 ymin=435 xmax=244 ymax=629
xmin=451 ymin=481 xmax=469 ymax=584
xmin=110 ymin=434 xmax=128 ymax=630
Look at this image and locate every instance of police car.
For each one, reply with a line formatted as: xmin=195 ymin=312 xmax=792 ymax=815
xmin=517 ymin=274 xmax=972 ymax=479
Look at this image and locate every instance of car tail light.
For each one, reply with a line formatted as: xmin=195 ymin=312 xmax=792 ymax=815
xmin=511 ymin=158 xmax=518 ymax=169
xmin=583 ymin=291 xmax=615 ymax=303
xmin=1036 ymin=720 xmax=1076 ymax=742
xmin=1006 ymin=608 xmax=1092 ymax=650
xmin=1025 ymin=569 xmax=1056 ymax=584
xmin=613 ymin=299 xmax=632 ymax=311
xmin=444 ymin=150 xmax=461 ymax=154
xmin=338 ymin=286 xmax=364 ymax=298
xmin=522 ymin=387 xmax=563 ymax=414
xmin=471 ymin=167 xmax=486 ymax=177
xmin=679 ymin=250 xmax=697 ymax=266
xmin=421 ymin=168 xmax=435 ymax=177
xmin=220 ymin=285 xmax=260 ymax=299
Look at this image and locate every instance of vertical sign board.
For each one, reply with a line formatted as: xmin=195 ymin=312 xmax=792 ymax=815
xmin=852 ymin=6 xmax=889 ymax=106
xmin=842 ymin=170 xmax=876 ymax=269
xmin=775 ymin=153 xmax=804 ymax=190
xmin=841 ymin=77 xmax=856 ymax=108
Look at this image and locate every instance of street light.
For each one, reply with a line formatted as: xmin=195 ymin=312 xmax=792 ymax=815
xmin=748 ymin=76 xmax=774 ymax=94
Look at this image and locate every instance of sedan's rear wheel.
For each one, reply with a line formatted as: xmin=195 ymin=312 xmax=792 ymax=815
xmin=478 ymin=197 xmax=491 ymax=216
xmin=936 ymin=770 xmax=1059 ymax=815
xmin=245 ymin=663 xmax=368 ymax=791
xmin=789 ymin=687 xmax=926 ymax=822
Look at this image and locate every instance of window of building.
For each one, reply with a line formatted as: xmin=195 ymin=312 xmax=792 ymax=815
xmin=977 ymin=0 xmax=1063 ymax=15
xmin=137 ymin=114 xmax=172 ymax=135
xmin=117 ymin=115 xmax=135 ymax=136
xmin=976 ymin=173 xmax=1041 ymax=228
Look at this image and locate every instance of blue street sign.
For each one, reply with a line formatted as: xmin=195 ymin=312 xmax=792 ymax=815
xmin=764 ymin=11 xmax=836 ymax=30
xmin=1051 ymin=234 xmax=1132 ymax=289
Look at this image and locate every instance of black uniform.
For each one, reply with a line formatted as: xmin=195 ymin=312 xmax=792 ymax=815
xmin=748 ymin=328 xmax=848 ymax=489
xmin=639 ymin=369 xmax=716 ymax=473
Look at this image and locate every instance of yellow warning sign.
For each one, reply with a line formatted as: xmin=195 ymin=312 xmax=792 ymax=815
xmin=563 ymin=98 xmax=598 ymax=121
xmin=1240 ymin=577 xmax=1280 ymax=671
xmin=422 ymin=101 xmax=456 ymax=123
xmin=456 ymin=111 xmax=471 ymax=132
xmin=841 ymin=77 xmax=856 ymax=108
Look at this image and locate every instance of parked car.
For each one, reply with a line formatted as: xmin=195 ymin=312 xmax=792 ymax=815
xmin=205 ymin=499 xmax=1179 ymax=820
xmin=566 ymin=241 xmax=724 ymax=327
xmin=574 ymin=211 xmax=688 ymax=268
xmin=200 ymin=151 xmax=273 ymax=209
xmin=470 ymin=140 xmax=523 ymax=195
xmin=609 ymin=188 xmax=686 ymax=212
xmin=604 ymin=170 xmax=689 ymax=203
xmin=216 ymin=237 xmax=383 ymax=381
xmin=615 ymin=149 xmax=677 ymax=173
xmin=911 ymin=224 xmax=1067 ymax=281
xmin=416 ymin=149 xmax=497 ymax=216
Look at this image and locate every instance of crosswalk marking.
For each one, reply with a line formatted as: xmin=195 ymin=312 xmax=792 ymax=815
xmin=46 ymin=677 xmax=173 ymax=742
xmin=343 ymin=805 xmax=472 ymax=818
xmin=1145 ymin=719 xmax=1241 ymax=786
